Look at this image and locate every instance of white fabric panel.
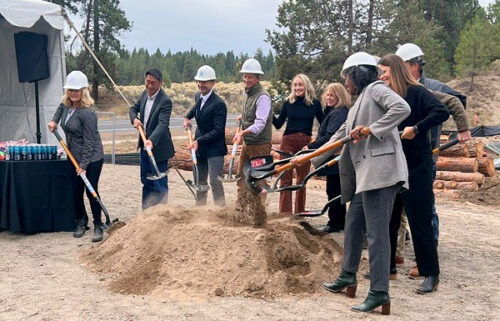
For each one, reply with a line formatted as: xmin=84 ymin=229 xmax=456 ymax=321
xmin=0 ymin=0 xmax=63 ymax=30
xmin=0 ymin=17 xmax=65 ymax=144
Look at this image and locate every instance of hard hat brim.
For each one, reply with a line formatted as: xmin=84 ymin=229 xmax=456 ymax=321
xmin=239 ymin=70 xmax=264 ymax=75
xmin=63 ymin=85 xmax=88 ymax=90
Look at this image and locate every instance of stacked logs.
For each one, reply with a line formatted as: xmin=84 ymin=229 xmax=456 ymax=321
xmin=434 ymin=138 xmax=495 ymax=198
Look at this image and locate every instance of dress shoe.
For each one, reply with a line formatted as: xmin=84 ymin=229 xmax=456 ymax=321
xmin=91 ymin=225 xmax=104 ymax=242
xmin=321 ymin=225 xmax=341 ymax=233
xmin=73 ymin=220 xmax=85 ymax=238
xmin=416 ymin=275 xmax=439 ymax=294
xmin=363 ymin=267 xmax=397 ymax=281
xmin=395 ymin=256 xmax=404 ymax=265
xmin=351 ymin=290 xmax=391 ymax=315
xmin=321 ymin=269 xmax=357 ymax=298
xmin=409 ymin=265 xmax=421 ymax=278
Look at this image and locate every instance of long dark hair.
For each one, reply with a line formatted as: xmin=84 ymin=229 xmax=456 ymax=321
xmin=343 ymin=65 xmax=379 ymax=95
xmin=378 ymin=54 xmax=421 ymax=97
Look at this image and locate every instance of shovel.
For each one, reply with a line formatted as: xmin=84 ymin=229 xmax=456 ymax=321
xmin=172 ymin=166 xmax=197 ymax=199
xmin=221 ymin=120 xmax=242 ymax=183
xmin=137 ymin=125 xmax=168 ymax=181
xmin=186 ymin=125 xmax=210 ymax=192
xmin=53 ymin=130 xmax=125 ymax=233
xmin=244 ymin=128 xmax=371 ymax=195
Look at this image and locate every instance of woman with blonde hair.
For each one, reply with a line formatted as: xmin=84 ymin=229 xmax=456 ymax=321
xmin=273 ymin=73 xmax=324 ymax=214
xmin=47 ymin=70 xmax=105 ymax=242
xmin=307 ymin=83 xmax=350 ymax=233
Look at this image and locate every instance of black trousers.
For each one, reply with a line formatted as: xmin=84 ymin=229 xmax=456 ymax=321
xmin=72 ymin=159 xmax=103 ymax=226
xmin=326 ymin=173 xmax=345 ymax=229
xmin=389 ymin=154 xmax=439 ymax=276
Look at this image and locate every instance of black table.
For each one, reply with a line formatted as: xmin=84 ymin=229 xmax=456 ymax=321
xmin=0 ymin=160 xmax=76 ymax=233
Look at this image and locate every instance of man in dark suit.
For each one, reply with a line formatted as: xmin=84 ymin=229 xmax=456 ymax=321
xmin=183 ymin=65 xmax=227 ymax=206
xmin=129 ymin=68 xmax=175 ymax=209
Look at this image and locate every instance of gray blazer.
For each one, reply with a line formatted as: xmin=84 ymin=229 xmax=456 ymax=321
xmin=312 ymin=81 xmax=411 ymax=203
xmin=52 ymin=104 xmax=104 ymax=170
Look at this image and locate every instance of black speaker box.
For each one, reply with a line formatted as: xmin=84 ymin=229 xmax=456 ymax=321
xmin=14 ymin=32 xmax=50 ymax=83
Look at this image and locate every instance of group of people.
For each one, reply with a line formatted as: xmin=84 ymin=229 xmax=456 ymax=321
xmin=47 ymin=42 xmax=470 ymax=315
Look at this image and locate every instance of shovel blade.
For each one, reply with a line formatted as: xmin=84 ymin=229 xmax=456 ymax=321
xmin=294 ymin=210 xmax=323 ymax=217
xmin=146 ymin=171 xmax=168 ymax=181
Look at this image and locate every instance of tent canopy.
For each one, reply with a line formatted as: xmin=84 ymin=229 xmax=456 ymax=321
xmin=0 ymin=0 xmax=66 ymax=144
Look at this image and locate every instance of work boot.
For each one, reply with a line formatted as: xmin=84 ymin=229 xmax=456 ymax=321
xmin=73 ymin=220 xmax=85 ymax=238
xmin=91 ymin=225 xmax=104 ymax=242
xmin=321 ymin=269 xmax=357 ymax=298
xmin=351 ymin=290 xmax=391 ymax=315
xmin=416 ymin=275 xmax=439 ymax=294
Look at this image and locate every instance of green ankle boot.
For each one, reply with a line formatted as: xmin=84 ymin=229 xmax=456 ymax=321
xmin=321 ymin=269 xmax=357 ymax=298
xmin=351 ymin=290 xmax=391 ymax=315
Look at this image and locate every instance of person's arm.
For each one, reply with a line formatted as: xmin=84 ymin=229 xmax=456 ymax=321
xmin=308 ymin=108 xmax=347 ymax=149
xmin=48 ymin=104 xmax=65 ymax=132
xmin=149 ymin=96 xmax=172 ymax=147
xmin=272 ymin=101 xmax=287 ymax=129
xmin=314 ymin=100 xmax=325 ymax=125
xmin=413 ymin=88 xmax=450 ymax=135
xmin=129 ymin=93 xmax=143 ymax=127
xmin=79 ymin=110 xmax=98 ymax=171
xmin=244 ymin=95 xmax=271 ymax=135
xmin=310 ymin=121 xmax=347 ymax=168
xmin=368 ymin=83 xmax=411 ymax=140
xmin=197 ymin=101 xmax=227 ymax=145
xmin=430 ymin=90 xmax=471 ymax=143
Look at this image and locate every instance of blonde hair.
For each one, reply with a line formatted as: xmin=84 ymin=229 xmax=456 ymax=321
xmin=321 ymin=83 xmax=351 ymax=108
xmin=287 ymin=73 xmax=316 ymax=105
xmin=61 ymin=87 xmax=95 ymax=107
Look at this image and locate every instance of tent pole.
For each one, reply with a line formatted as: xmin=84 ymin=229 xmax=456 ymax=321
xmin=35 ymin=81 xmax=41 ymax=144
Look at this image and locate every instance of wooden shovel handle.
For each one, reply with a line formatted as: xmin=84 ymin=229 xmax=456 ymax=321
xmin=187 ymin=126 xmax=194 ymax=145
xmin=137 ymin=124 xmax=148 ymax=143
xmin=53 ymin=130 xmax=81 ymax=170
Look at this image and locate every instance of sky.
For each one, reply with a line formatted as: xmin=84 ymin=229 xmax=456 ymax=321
xmin=114 ymin=0 xmax=282 ymax=56
xmin=69 ymin=0 xmax=496 ymax=56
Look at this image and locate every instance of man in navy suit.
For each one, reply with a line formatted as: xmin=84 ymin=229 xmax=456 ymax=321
xmin=129 ymin=68 xmax=175 ymax=209
xmin=183 ymin=65 xmax=227 ymax=206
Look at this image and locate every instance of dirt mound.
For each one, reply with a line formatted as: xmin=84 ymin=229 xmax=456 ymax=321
xmin=80 ymin=205 xmax=343 ymax=300
xmin=458 ymin=175 xmax=500 ymax=207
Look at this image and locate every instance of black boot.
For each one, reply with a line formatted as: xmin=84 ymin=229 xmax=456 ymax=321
xmin=351 ymin=290 xmax=391 ymax=315
xmin=321 ymin=225 xmax=341 ymax=233
xmin=321 ymin=269 xmax=357 ymax=298
xmin=91 ymin=225 xmax=104 ymax=242
xmin=416 ymin=275 xmax=439 ymax=294
xmin=73 ymin=220 xmax=85 ymax=238
xmin=363 ymin=267 xmax=397 ymax=280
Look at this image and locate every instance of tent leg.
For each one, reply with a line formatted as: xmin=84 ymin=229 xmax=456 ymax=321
xmin=34 ymin=81 xmax=41 ymax=144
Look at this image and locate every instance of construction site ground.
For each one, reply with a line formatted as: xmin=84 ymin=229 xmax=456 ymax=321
xmin=1 ymin=164 xmax=499 ymax=321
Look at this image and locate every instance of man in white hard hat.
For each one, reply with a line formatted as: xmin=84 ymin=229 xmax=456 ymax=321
xmin=129 ymin=68 xmax=175 ymax=210
xmin=233 ymin=58 xmax=273 ymax=202
xmin=183 ymin=65 xmax=227 ymax=206
xmin=396 ymin=43 xmax=471 ymax=269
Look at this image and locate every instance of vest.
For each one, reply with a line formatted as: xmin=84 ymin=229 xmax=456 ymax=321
xmin=242 ymin=82 xmax=272 ymax=145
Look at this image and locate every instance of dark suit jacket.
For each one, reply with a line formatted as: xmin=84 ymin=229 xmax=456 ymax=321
xmin=129 ymin=89 xmax=175 ymax=163
xmin=52 ymin=104 xmax=104 ymax=170
xmin=185 ymin=91 xmax=227 ymax=159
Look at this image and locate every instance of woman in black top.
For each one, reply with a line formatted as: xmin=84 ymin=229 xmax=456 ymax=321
xmin=307 ymin=83 xmax=350 ymax=233
xmin=48 ymin=71 xmax=105 ymax=242
xmin=273 ymin=73 xmax=324 ymax=214
xmin=378 ymin=54 xmax=449 ymax=293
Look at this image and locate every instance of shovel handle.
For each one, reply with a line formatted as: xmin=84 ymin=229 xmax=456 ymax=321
xmin=137 ymin=125 xmax=154 ymax=155
xmin=53 ymin=130 xmax=81 ymax=170
xmin=432 ymin=139 xmax=459 ymax=154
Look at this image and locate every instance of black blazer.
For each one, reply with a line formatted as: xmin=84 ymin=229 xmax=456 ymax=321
xmin=308 ymin=106 xmax=348 ymax=176
xmin=185 ymin=91 xmax=227 ymax=159
xmin=52 ymin=104 xmax=104 ymax=170
xmin=129 ymin=89 xmax=175 ymax=163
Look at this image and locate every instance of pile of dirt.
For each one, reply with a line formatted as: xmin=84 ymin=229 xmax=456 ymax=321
xmin=458 ymin=175 xmax=500 ymax=207
xmin=80 ymin=205 xmax=343 ymax=300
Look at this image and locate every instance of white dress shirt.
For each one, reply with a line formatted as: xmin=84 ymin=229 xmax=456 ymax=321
xmin=199 ymin=90 xmax=213 ymax=111
xmin=143 ymin=89 xmax=160 ymax=126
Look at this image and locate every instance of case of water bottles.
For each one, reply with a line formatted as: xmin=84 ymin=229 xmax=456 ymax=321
xmin=6 ymin=145 xmax=59 ymax=161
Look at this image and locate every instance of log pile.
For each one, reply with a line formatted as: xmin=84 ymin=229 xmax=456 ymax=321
xmin=434 ymin=138 xmax=496 ymax=198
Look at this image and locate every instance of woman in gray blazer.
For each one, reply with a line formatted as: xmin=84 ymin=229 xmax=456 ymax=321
xmin=48 ymin=71 xmax=105 ymax=242
xmin=315 ymin=53 xmax=411 ymax=315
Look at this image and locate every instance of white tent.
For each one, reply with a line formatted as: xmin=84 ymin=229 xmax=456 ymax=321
xmin=0 ymin=0 xmax=66 ymax=144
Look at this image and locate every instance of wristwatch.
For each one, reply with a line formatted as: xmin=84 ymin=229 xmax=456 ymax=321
xmin=412 ymin=125 xmax=419 ymax=135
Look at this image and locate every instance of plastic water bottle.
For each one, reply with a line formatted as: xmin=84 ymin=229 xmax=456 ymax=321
xmin=34 ymin=145 xmax=41 ymax=160
xmin=14 ymin=146 xmax=21 ymax=160
xmin=26 ymin=145 xmax=33 ymax=161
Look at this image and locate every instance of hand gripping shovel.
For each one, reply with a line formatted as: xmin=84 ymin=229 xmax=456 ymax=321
xmin=53 ymin=130 xmax=125 ymax=233
xmin=244 ymin=128 xmax=371 ymax=195
xmin=186 ymin=125 xmax=210 ymax=192
xmin=221 ymin=120 xmax=242 ymax=183
xmin=137 ymin=125 xmax=168 ymax=181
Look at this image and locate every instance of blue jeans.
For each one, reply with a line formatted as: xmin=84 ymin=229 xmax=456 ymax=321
xmin=140 ymin=149 xmax=168 ymax=210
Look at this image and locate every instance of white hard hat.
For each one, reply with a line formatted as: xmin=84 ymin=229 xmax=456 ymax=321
xmin=341 ymin=52 xmax=378 ymax=77
xmin=194 ymin=65 xmax=216 ymax=81
xmin=64 ymin=71 xmax=89 ymax=90
xmin=395 ymin=43 xmax=424 ymax=61
xmin=239 ymin=58 xmax=264 ymax=75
